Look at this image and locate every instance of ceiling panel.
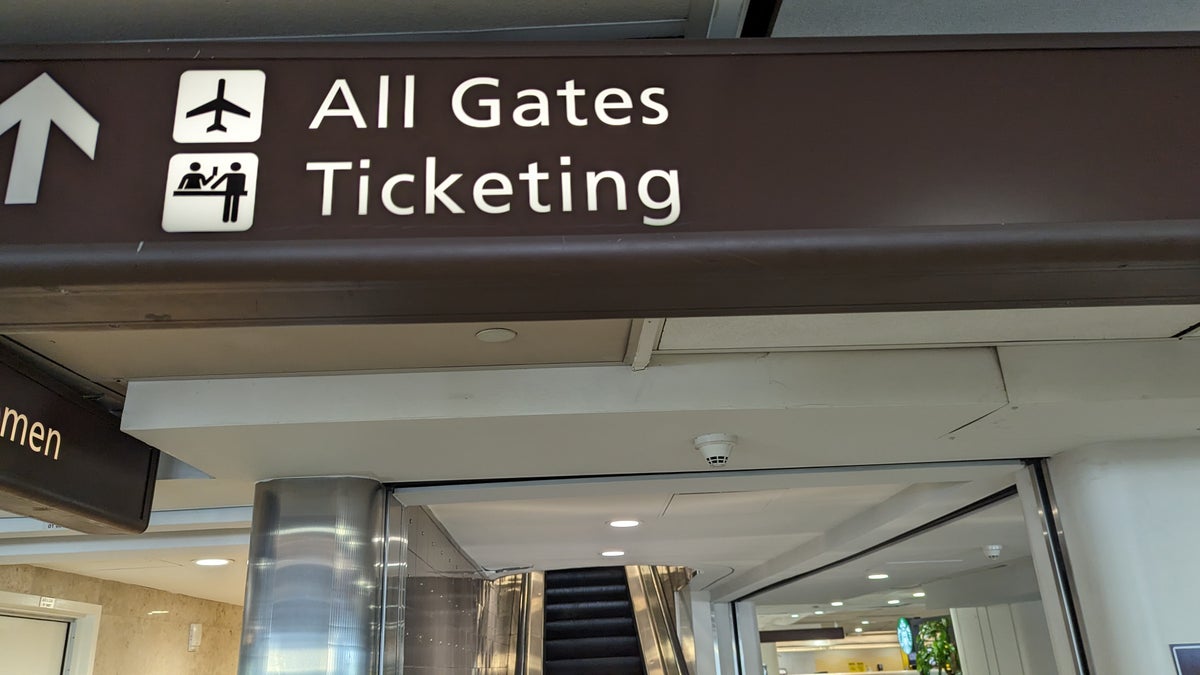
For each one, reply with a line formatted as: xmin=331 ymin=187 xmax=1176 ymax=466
xmin=662 ymin=490 xmax=782 ymax=517
xmin=772 ymin=0 xmax=1200 ymax=38
xmin=0 ymin=0 xmax=692 ymax=43
xmin=430 ymin=481 xmax=912 ymax=579
xmin=32 ymin=544 xmax=250 ymax=606
xmin=1 ymin=538 xmax=250 ymax=607
xmin=10 ymin=320 xmax=632 ymax=383
xmin=750 ymin=498 xmax=1031 ymax=626
xmin=659 ymin=306 xmax=1200 ymax=352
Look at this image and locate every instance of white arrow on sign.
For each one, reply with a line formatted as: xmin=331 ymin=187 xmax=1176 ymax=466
xmin=0 ymin=73 xmax=99 ymax=205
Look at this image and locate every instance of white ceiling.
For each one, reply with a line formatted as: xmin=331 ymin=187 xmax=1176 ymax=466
xmin=658 ymin=306 xmax=1200 ymax=353
xmin=0 ymin=0 xmax=698 ymax=43
xmin=6 ymin=307 xmax=1200 ymax=610
xmin=772 ymin=0 xmax=1200 ymax=38
xmin=754 ymin=498 xmax=1033 ymax=632
xmin=0 ymin=533 xmax=250 ymax=606
xmin=428 ymin=483 xmax=910 ymax=575
xmin=397 ymin=463 xmax=1020 ymax=597
xmin=0 ymin=462 xmax=1018 ymax=606
xmin=12 ymin=320 xmax=634 ymax=389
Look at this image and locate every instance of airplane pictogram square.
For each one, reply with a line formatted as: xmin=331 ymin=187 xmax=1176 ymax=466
xmin=162 ymin=153 xmax=258 ymax=232
xmin=172 ymin=70 xmax=265 ymax=144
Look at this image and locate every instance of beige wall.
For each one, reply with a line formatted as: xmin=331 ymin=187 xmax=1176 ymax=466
xmin=814 ymin=647 xmax=906 ymax=673
xmin=0 ymin=565 xmax=242 ymax=675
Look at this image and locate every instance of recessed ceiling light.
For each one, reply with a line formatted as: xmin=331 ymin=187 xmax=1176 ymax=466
xmin=790 ymin=614 xmax=800 ymax=618
xmin=475 ymin=328 xmax=518 ymax=343
xmin=814 ymin=610 xmax=825 ymax=615
xmin=861 ymin=620 xmax=870 ymax=625
xmin=912 ymin=592 xmax=926 ymax=598
xmin=831 ymin=601 xmax=844 ymax=607
xmin=608 ymin=520 xmax=640 ymax=528
xmin=868 ymin=573 xmax=890 ymax=580
xmin=194 ymin=558 xmax=234 ymax=567
xmin=888 ymin=600 xmax=901 ymax=605
xmin=855 ymin=627 xmax=863 ymax=633
xmin=600 ymin=550 xmax=625 ymax=557
xmin=147 ymin=610 xmax=169 ymax=615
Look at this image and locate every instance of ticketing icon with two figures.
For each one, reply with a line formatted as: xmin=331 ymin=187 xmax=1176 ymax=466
xmin=162 ymin=70 xmax=264 ymax=233
xmin=163 ymin=154 xmax=258 ymax=232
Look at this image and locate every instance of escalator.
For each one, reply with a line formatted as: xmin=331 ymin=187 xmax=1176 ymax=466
xmin=516 ymin=565 xmax=691 ymax=675
xmin=543 ymin=567 xmax=646 ymax=675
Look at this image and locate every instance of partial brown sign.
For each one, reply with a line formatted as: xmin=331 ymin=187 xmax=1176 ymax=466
xmin=0 ymin=348 xmax=159 ymax=534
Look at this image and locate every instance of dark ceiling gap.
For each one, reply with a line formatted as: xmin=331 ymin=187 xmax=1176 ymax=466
xmin=740 ymin=0 xmax=783 ymax=37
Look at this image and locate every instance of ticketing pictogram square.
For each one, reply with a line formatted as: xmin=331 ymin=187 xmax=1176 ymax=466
xmin=172 ymin=70 xmax=266 ymax=143
xmin=162 ymin=153 xmax=258 ymax=232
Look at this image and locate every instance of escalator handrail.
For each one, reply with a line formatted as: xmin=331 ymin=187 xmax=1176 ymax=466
xmin=518 ymin=571 xmax=545 ymax=675
xmin=626 ymin=565 xmax=691 ymax=675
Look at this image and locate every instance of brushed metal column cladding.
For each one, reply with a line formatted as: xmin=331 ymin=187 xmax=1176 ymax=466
xmin=239 ymin=477 xmax=387 ymax=675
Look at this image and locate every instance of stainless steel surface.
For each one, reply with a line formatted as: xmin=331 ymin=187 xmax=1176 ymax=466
xmin=382 ymin=496 xmax=410 ymax=675
xmin=518 ymin=571 xmax=544 ymax=675
xmin=398 ymin=504 xmax=523 ymax=675
xmin=1028 ymin=462 xmax=1093 ymax=675
xmin=627 ymin=565 xmax=691 ymax=675
xmin=673 ymin=580 xmax=699 ymax=675
xmin=238 ymin=477 xmax=387 ymax=675
xmin=733 ymin=602 xmax=762 ymax=675
xmin=711 ymin=602 xmax=738 ymax=675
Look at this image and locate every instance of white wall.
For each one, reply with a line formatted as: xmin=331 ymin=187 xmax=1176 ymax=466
xmin=1010 ymin=602 xmax=1056 ymax=675
xmin=762 ymin=643 xmax=781 ymax=675
xmin=1048 ymin=441 xmax=1200 ymax=675
xmin=778 ymin=650 xmax=816 ymax=674
xmin=0 ymin=614 xmax=69 ymax=675
xmin=952 ymin=602 xmax=1056 ymax=675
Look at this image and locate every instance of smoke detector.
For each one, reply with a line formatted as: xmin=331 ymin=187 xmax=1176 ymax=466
xmin=694 ymin=433 xmax=737 ymax=467
xmin=984 ymin=544 xmax=1003 ymax=560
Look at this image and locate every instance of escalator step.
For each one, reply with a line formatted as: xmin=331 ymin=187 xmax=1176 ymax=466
xmin=545 ymin=584 xmax=631 ymax=603
xmin=544 ymin=566 xmax=628 ymax=588
xmin=544 ymin=656 xmax=644 ymax=675
xmin=545 ymin=635 xmax=641 ymax=660
xmin=545 ymin=616 xmax=638 ymax=640
xmin=546 ymin=600 xmax=633 ymax=622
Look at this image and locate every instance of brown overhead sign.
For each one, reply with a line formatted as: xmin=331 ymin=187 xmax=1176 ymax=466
xmin=1 ymin=39 xmax=1200 ymax=324
xmin=0 ymin=348 xmax=158 ymax=534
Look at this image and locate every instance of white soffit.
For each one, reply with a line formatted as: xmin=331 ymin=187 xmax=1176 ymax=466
xmin=120 ymin=349 xmax=1006 ymax=481
xmin=658 ymin=306 xmax=1200 ymax=352
xmin=10 ymin=320 xmax=633 ymax=382
xmin=946 ymin=340 xmax=1200 ymax=456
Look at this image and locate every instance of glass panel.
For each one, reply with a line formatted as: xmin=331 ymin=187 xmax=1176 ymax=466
xmin=752 ymin=497 xmax=1061 ymax=675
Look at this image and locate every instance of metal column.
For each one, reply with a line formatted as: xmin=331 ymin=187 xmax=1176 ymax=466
xmin=238 ymin=477 xmax=387 ymax=675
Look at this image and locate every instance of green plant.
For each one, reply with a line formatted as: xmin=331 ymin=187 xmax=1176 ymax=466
xmin=915 ymin=617 xmax=960 ymax=675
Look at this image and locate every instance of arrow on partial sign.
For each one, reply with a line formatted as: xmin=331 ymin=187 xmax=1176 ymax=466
xmin=0 ymin=73 xmax=99 ymax=205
